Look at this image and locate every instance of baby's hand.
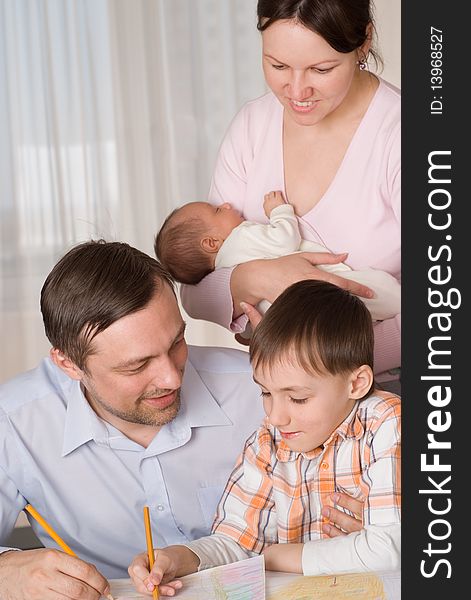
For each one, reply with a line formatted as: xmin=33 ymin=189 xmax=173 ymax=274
xmin=263 ymin=191 xmax=285 ymax=218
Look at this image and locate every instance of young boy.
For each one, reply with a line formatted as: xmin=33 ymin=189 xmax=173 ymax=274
xmin=128 ymin=280 xmax=401 ymax=596
xmin=154 ymin=192 xmax=401 ymax=323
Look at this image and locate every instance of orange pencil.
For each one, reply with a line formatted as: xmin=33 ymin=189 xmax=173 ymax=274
xmin=24 ymin=504 xmax=115 ymax=600
xmin=143 ymin=506 xmax=159 ymax=600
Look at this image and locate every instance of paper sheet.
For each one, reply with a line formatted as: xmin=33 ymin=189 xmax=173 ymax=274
xmin=111 ymin=560 xmax=400 ymax=600
xmin=265 ymin=570 xmax=401 ymax=600
xmin=110 ymin=555 xmax=265 ymax=600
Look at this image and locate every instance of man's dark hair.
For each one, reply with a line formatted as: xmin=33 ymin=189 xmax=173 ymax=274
xmin=40 ymin=240 xmax=174 ymax=369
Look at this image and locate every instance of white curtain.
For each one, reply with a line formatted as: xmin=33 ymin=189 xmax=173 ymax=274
xmin=0 ymin=0 xmax=265 ymax=381
xmin=0 ymin=0 xmax=400 ymax=382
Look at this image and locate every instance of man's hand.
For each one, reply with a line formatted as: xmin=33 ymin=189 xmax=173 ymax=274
xmin=0 ymin=548 xmax=111 ymax=599
xmin=263 ymin=191 xmax=285 ymax=218
xmin=322 ymin=493 xmax=364 ymax=537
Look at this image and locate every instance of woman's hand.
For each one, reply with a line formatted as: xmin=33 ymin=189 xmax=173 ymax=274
xmin=233 ymin=302 xmax=262 ymax=345
xmin=322 ymin=493 xmax=364 ymax=537
xmin=231 ymin=253 xmax=374 ymax=319
xmin=128 ymin=545 xmax=198 ymax=597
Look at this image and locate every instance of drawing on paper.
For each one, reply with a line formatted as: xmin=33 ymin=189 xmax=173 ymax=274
xmin=110 ymin=555 xmax=265 ymax=600
xmin=267 ymin=571 xmax=386 ymax=600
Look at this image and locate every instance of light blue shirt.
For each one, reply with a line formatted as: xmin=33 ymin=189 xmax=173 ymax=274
xmin=0 ymin=346 xmax=264 ymax=578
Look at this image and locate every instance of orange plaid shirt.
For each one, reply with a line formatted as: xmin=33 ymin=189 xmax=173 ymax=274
xmin=211 ymin=391 xmax=401 ymax=553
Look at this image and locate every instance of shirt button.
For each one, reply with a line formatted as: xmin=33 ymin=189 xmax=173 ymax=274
xmin=157 ymin=504 xmax=165 ymax=511
xmin=321 ymin=462 xmax=329 ymax=470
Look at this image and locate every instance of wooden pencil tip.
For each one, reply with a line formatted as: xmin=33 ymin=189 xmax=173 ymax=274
xmin=106 ymin=594 xmax=115 ymax=600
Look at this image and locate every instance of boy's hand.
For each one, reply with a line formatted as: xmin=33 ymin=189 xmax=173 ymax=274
xmin=263 ymin=191 xmax=285 ymax=218
xmin=128 ymin=545 xmax=197 ymax=597
xmin=262 ymin=543 xmax=303 ymax=573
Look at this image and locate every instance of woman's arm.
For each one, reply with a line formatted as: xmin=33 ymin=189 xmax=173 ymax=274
xmin=181 ymin=252 xmax=374 ymax=330
xmin=262 ymin=524 xmax=400 ymax=574
xmin=230 ymin=253 xmax=375 ymax=319
xmin=301 ymin=523 xmax=401 ymax=575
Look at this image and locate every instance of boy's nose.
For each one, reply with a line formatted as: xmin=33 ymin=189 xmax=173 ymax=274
xmin=266 ymin=404 xmax=290 ymax=429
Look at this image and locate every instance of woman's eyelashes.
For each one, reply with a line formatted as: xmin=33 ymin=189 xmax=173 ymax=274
xmin=270 ymin=63 xmax=334 ymax=74
xmin=312 ymin=67 xmax=334 ymax=74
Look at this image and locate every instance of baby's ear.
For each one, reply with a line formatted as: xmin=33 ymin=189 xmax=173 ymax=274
xmin=201 ymin=236 xmax=223 ymax=254
xmin=349 ymin=365 xmax=374 ymax=399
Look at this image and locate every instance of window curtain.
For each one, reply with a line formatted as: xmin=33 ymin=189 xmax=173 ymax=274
xmin=0 ymin=0 xmax=266 ymax=381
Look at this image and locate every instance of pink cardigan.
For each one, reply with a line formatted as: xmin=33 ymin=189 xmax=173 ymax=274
xmin=181 ymin=79 xmax=401 ymax=378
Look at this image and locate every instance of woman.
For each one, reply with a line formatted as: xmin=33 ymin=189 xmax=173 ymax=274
xmin=181 ymin=0 xmax=400 ymax=392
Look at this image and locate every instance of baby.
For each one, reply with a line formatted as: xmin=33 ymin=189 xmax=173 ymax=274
xmin=155 ymin=191 xmax=401 ymax=322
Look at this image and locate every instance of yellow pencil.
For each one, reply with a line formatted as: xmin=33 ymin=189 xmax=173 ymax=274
xmin=143 ymin=506 xmax=159 ymax=600
xmin=24 ymin=504 xmax=115 ymax=600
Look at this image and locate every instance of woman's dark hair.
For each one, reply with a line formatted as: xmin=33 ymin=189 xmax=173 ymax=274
xmin=41 ymin=240 xmax=175 ymax=370
xmin=257 ymin=0 xmax=382 ymax=68
xmin=250 ymin=280 xmax=374 ymax=395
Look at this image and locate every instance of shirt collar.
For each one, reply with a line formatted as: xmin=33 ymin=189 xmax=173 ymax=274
xmin=61 ymin=357 xmax=232 ymax=456
xmin=276 ymin=401 xmax=364 ymax=463
xmin=178 ymin=358 xmax=233 ymax=429
xmin=61 ymin=379 xmax=104 ymax=456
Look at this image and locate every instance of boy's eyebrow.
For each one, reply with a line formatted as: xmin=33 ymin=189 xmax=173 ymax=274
xmin=252 ymin=376 xmax=311 ymax=393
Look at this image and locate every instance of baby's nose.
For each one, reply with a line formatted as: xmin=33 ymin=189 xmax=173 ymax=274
xmin=221 ymin=202 xmax=232 ymax=209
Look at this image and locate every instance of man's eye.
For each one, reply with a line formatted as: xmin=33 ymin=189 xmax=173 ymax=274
xmin=126 ymin=365 xmax=146 ymax=374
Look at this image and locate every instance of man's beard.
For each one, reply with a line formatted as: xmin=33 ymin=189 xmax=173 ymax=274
xmin=84 ymin=384 xmax=181 ymax=427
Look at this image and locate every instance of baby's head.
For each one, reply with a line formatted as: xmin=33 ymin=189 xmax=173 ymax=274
xmin=249 ymin=280 xmax=375 ymax=453
xmin=155 ymin=201 xmax=244 ymax=284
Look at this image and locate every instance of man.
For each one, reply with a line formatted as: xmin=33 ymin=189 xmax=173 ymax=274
xmin=0 ymin=240 xmax=361 ymax=599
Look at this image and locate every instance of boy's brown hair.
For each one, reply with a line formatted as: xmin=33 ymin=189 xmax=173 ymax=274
xmin=250 ymin=280 xmax=374 ymax=392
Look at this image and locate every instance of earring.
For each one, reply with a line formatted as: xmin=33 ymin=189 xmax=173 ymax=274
xmin=357 ymin=51 xmax=369 ymax=71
